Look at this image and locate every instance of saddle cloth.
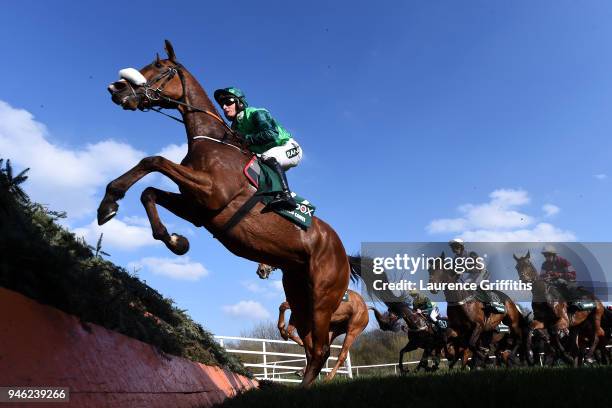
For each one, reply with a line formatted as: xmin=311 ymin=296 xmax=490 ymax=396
xmin=244 ymin=156 xmax=316 ymax=229
xmin=475 ymin=289 xmax=506 ymax=314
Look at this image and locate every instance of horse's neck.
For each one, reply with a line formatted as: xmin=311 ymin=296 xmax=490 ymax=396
xmin=178 ymin=70 xmax=226 ymax=147
xmin=442 ymin=272 xmax=473 ymax=304
xmin=532 ymin=279 xmax=547 ymax=296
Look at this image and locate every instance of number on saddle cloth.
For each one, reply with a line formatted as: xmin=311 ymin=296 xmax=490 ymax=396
xmin=242 ymin=156 xmax=316 ymax=229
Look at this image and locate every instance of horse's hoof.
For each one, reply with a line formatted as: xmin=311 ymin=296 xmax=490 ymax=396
xmin=97 ymin=201 xmax=119 ymax=225
xmin=166 ymin=234 xmax=190 ymax=255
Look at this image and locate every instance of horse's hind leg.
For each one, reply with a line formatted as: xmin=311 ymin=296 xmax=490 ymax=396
xmin=140 ymin=187 xmax=199 ymax=255
xmin=98 ymin=156 xmax=212 ymax=225
xmin=584 ymin=305 xmax=605 ymax=364
xmin=324 ymin=326 xmax=352 ymax=381
xmin=399 ymin=340 xmax=418 ymax=374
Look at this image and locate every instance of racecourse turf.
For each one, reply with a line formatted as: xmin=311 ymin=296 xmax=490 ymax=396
xmin=215 ymin=366 xmax=611 ymax=408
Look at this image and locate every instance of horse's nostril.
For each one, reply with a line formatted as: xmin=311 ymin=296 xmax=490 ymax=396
xmin=109 ymin=81 xmax=127 ymax=93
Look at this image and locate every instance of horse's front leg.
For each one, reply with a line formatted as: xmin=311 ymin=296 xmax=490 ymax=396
xmin=140 ymin=187 xmax=201 ymax=255
xmin=98 ymin=156 xmax=212 ymax=225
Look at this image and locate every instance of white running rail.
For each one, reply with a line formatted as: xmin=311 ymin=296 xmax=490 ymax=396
xmin=214 ymin=335 xmax=353 ymax=383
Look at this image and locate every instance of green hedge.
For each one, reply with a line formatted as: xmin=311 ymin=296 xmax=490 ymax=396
xmin=0 ymin=159 xmax=250 ymax=377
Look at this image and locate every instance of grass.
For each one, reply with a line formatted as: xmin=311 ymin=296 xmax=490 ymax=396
xmin=217 ymin=366 xmax=612 ymax=408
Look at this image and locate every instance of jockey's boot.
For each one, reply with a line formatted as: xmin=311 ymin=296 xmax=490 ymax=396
xmin=264 ymin=157 xmax=297 ymax=211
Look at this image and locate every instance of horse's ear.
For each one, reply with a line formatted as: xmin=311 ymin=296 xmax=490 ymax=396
xmin=513 ymin=253 xmax=519 ymax=262
xmin=440 ymin=251 xmax=446 ymax=259
xmin=156 ymin=52 xmax=161 ymax=65
xmin=526 ymin=250 xmax=531 ymax=259
xmin=164 ymin=40 xmax=176 ymax=62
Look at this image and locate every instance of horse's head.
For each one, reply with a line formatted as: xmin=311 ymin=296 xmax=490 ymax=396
xmin=427 ymin=251 xmax=456 ymax=293
xmin=108 ymin=40 xmax=186 ymax=111
xmin=513 ymin=251 xmax=537 ymax=283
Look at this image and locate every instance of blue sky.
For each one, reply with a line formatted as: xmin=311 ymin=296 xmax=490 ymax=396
xmin=1 ymin=1 xmax=611 ymax=335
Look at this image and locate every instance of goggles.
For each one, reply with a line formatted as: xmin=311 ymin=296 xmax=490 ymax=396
xmin=221 ymin=97 xmax=237 ymax=107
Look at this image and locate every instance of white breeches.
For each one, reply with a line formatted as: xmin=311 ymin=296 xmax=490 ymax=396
xmin=260 ymin=138 xmax=302 ymax=170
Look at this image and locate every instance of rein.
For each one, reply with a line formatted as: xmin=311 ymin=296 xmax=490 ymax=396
xmin=127 ymin=63 xmax=242 ymax=147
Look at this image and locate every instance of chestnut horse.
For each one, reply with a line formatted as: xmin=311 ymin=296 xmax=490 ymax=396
xmin=428 ymin=253 xmax=526 ymax=367
xmin=98 ymin=41 xmax=350 ymax=386
xmin=513 ymin=251 xmax=605 ymax=365
xmin=277 ymin=289 xmax=368 ymax=380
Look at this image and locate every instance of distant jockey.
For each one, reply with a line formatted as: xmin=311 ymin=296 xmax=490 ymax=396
xmin=214 ymin=87 xmax=302 ymax=211
xmin=539 ymin=245 xmax=579 ymax=303
xmin=449 ymin=238 xmax=493 ymax=307
xmin=408 ymin=290 xmax=446 ymax=330
xmin=539 ymin=245 xmax=576 ymax=282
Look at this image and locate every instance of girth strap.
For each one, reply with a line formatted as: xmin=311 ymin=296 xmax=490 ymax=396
xmin=219 ymin=193 xmax=263 ymax=234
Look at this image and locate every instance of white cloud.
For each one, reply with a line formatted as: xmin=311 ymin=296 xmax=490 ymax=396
xmin=542 ymin=204 xmax=560 ymax=217
xmin=427 ymin=189 xmax=533 ymax=233
xmin=240 ymin=279 xmax=285 ymax=298
xmin=121 ymin=215 xmax=152 ymax=227
xmin=461 ymin=223 xmax=575 ymax=242
xmin=157 ymin=143 xmax=187 ymax=163
xmin=129 ymin=256 xmax=209 ymax=281
xmin=426 ymin=189 xmax=575 ymax=242
xmin=270 ymin=280 xmax=284 ymax=292
xmin=594 ymin=174 xmax=607 ymax=180
xmin=0 ymin=100 xmax=145 ymax=218
xmin=73 ymin=217 xmax=158 ymax=250
xmin=241 ymin=280 xmax=265 ymax=293
xmin=222 ymin=300 xmax=271 ymax=320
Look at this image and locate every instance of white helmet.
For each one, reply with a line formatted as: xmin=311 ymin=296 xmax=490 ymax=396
xmin=541 ymin=245 xmax=557 ymax=255
xmin=449 ymin=238 xmax=465 ymax=248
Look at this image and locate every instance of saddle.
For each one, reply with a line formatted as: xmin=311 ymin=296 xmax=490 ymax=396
xmin=243 ymin=156 xmax=316 ymax=229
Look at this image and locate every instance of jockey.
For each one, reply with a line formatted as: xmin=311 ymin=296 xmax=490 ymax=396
xmin=408 ymin=290 xmax=441 ymax=327
xmin=539 ymin=245 xmax=578 ymax=302
xmin=449 ymin=238 xmax=492 ymax=305
xmin=214 ymin=87 xmax=303 ymax=211
xmin=449 ymin=238 xmax=489 ymax=284
xmin=539 ymin=245 xmax=576 ymax=282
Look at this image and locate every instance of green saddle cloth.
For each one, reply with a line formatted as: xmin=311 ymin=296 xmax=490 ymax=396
xmin=570 ymin=300 xmax=596 ymax=311
xmin=474 ymin=289 xmax=506 ymax=314
xmin=257 ymin=161 xmax=316 ymax=229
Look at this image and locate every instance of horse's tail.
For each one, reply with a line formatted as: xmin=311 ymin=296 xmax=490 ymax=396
xmin=347 ymin=253 xmax=408 ymax=304
xmin=348 ymin=254 xmax=362 ymax=283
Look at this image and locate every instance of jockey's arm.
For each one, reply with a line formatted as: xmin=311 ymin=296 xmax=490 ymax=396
xmin=244 ymin=109 xmax=279 ymax=146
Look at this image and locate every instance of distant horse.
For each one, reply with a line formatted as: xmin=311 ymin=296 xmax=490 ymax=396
xmin=100 ymin=40 xmax=350 ymax=386
xmin=347 ymin=256 xmax=455 ymax=371
xmin=277 ymin=290 xmax=368 ymax=380
xmin=369 ymin=305 xmax=457 ymax=372
xmin=428 ymin=253 xmax=526 ymax=367
xmin=513 ymin=251 xmax=605 ymax=365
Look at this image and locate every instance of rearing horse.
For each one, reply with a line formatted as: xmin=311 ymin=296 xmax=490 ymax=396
xmin=98 ymin=41 xmax=350 ymax=386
